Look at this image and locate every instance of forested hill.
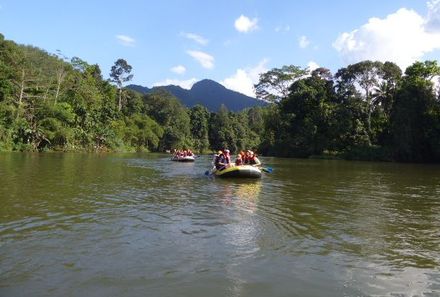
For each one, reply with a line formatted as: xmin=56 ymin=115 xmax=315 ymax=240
xmin=127 ymin=79 xmax=267 ymax=112
xmin=2 ymin=33 xmax=440 ymax=163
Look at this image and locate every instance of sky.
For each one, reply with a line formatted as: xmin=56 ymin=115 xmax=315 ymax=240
xmin=1 ymin=0 xmax=439 ymax=97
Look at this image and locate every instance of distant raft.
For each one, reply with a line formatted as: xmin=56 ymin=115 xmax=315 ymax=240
xmin=171 ymin=155 xmax=195 ymax=162
xmin=213 ymin=165 xmax=262 ymax=178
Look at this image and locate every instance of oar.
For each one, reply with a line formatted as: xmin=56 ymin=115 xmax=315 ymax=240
xmin=254 ymin=165 xmax=272 ymax=173
xmin=261 ymin=167 xmax=273 ymax=173
xmin=205 ymin=165 xmax=226 ymax=176
xmin=205 ymin=167 xmax=216 ymax=176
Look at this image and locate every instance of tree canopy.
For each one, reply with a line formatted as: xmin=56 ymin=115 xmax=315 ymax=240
xmin=1 ymin=35 xmax=440 ymax=162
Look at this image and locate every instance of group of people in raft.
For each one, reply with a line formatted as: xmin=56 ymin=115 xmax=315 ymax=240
xmin=172 ymin=149 xmax=194 ymax=158
xmin=213 ymin=149 xmax=261 ymax=170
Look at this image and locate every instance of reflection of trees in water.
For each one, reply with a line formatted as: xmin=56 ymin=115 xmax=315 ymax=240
xmin=334 ymin=169 xmax=440 ymax=269
xmin=248 ymin=161 xmax=440 ymax=296
xmin=272 ymin=163 xmax=440 ymax=269
xmin=309 ymin=167 xmax=440 ymax=296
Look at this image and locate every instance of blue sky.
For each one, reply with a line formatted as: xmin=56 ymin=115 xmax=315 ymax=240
xmin=1 ymin=0 xmax=439 ymax=96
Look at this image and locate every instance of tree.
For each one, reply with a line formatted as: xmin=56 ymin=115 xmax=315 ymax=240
xmin=209 ymin=104 xmax=237 ymax=152
xmin=391 ymin=60 xmax=440 ymax=162
xmin=335 ymin=61 xmax=384 ymax=141
xmin=109 ymin=59 xmax=133 ymax=111
xmin=189 ymin=105 xmax=210 ymax=153
xmin=276 ymin=71 xmax=336 ymax=157
xmin=144 ymin=89 xmax=192 ymax=150
xmin=254 ymin=65 xmax=308 ymax=102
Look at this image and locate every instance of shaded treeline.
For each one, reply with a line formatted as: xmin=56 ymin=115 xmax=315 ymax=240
xmin=1 ymin=34 xmax=440 ymax=162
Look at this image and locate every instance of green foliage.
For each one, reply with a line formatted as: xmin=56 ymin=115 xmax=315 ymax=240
xmin=254 ymin=65 xmax=308 ymax=102
xmin=190 ymin=105 xmax=210 ymax=153
xmin=391 ymin=71 xmax=440 ymax=162
xmin=1 ymin=34 xmax=440 ymax=163
xmin=109 ymin=58 xmax=133 ymax=112
xmin=271 ymin=71 xmax=336 ymax=157
xmin=144 ymin=89 xmax=192 ymax=150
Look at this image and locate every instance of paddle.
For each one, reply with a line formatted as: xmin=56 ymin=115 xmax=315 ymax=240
xmin=205 ymin=167 xmax=217 ymax=176
xmin=205 ymin=165 xmax=227 ymax=176
xmin=254 ymin=165 xmax=272 ymax=173
xmin=261 ymin=167 xmax=273 ymax=173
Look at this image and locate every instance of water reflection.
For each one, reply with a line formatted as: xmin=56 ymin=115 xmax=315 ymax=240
xmin=1 ymin=153 xmax=440 ymax=296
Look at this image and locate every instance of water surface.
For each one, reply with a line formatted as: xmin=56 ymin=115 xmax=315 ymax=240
xmin=1 ymin=153 xmax=439 ymax=296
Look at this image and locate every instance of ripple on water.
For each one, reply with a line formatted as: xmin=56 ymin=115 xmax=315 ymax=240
xmin=2 ymin=154 xmax=440 ymax=297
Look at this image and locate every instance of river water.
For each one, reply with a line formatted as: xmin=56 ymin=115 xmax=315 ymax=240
xmin=0 ymin=153 xmax=439 ymax=297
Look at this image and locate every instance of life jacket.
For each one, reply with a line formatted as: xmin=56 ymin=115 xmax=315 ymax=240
xmin=249 ymin=156 xmax=258 ymax=165
xmin=235 ymin=158 xmax=243 ymax=166
xmin=215 ymin=154 xmax=225 ymax=169
xmin=224 ymin=153 xmax=231 ymax=164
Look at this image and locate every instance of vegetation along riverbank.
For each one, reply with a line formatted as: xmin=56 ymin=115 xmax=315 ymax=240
xmin=1 ymin=33 xmax=440 ymax=162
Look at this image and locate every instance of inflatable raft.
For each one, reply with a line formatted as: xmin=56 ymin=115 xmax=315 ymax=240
xmin=213 ymin=165 xmax=262 ymax=178
xmin=171 ymin=155 xmax=195 ymax=162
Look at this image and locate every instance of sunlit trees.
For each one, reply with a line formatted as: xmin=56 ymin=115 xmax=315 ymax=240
xmin=189 ymin=105 xmax=210 ymax=153
xmin=275 ymin=68 xmax=336 ymax=157
xmin=2 ymin=33 xmax=440 ymax=162
xmin=109 ymin=59 xmax=133 ymax=111
xmin=254 ymin=65 xmax=308 ymax=102
xmin=144 ymin=89 xmax=192 ymax=151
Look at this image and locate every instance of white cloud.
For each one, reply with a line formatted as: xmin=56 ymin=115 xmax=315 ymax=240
xmin=221 ymin=59 xmax=269 ymax=97
xmin=299 ymin=35 xmax=310 ymax=48
xmin=234 ymin=15 xmax=258 ymax=33
xmin=187 ymin=50 xmax=214 ymax=69
xmin=152 ymin=78 xmax=198 ymax=90
xmin=116 ymin=34 xmax=136 ymax=47
xmin=307 ymin=61 xmax=320 ymax=71
xmin=333 ymin=4 xmax=440 ymax=70
xmin=181 ymin=32 xmax=208 ymax=45
xmin=171 ymin=65 xmax=186 ymax=75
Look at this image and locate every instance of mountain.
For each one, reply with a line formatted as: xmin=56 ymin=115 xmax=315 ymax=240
xmin=127 ymin=79 xmax=266 ymax=112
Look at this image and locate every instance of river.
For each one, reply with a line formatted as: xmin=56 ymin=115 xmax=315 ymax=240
xmin=1 ymin=152 xmax=439 ymax=297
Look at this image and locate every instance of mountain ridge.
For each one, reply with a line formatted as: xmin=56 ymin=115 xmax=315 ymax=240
xmin=127 ymin=79 xmax=266 ymax=112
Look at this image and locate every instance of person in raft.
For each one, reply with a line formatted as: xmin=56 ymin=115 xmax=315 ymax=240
xmin=247 ymin=150 xmax=261 ymax=166
xmin=212 ymin=150 xmax=221 ymax=166
xmin=214 ymin=149 xmax=231 ymax=170
xmin=214 ymin=150 xmax=225 ymax=170
xmin=235 ymin=154 xmax=243 ymax=166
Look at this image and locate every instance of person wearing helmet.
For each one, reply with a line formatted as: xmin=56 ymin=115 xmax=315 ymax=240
xmin=213 ymin=150 xmax=222 ymax=169
xmin=215 ymin=150 xmax=229 ymax=170
xmin=244 ymin=150 xmax=252 ymax=164
xmin=235 ymin=154 xmax=243 ymax=165
xmin=248 ymin=150 xmax=261 ymax=166
xmin=223 ymin=149 xmax=231 ymax=165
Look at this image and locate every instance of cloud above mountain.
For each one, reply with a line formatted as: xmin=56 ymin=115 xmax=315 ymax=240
xmin=152 ymin=78 xmax=198 ymax=89
xmin=171 ymin=65 xmax=186 ymax=75
xmin=221 ymin=59 xmax=268 ymax=97
xmin=187 ymin=50 xmax=214 ymax=69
